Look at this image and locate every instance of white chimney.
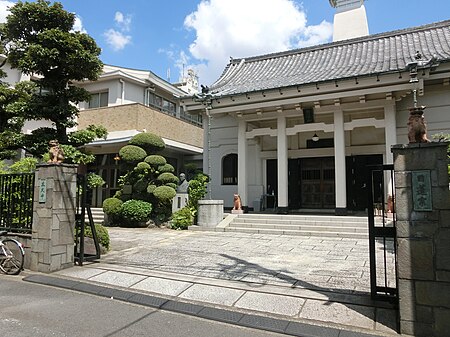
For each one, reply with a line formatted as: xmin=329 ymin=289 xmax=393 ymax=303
xmin=329 ymin=0 xmax=369 ymax=42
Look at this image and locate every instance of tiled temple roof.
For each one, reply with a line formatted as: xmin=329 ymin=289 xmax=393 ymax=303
xmin=209 ymin=20 xmax=450 ymax=96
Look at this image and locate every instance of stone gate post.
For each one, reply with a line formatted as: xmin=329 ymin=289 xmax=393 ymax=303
xmin=392 ymin=142 xmax=450 ymax=337
xmin=30 ymin=163 xmax=77 ymax=272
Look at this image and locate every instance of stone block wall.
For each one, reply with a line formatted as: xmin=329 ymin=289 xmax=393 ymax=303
xmin=30 ymin=164 xmax=77 ymax=273
xmin=392 ymin=142 xmax=450 ymax=337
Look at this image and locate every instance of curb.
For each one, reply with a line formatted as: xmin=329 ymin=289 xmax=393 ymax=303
xmin=23 ymin=274 xmax=388 ymax=337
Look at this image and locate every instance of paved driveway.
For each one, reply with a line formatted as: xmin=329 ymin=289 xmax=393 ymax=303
xmin=101 ymin=227 xmax=395 ymax=295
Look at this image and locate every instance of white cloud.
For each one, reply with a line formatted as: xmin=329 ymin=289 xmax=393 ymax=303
xmin=0 ymin=0 xmax=14 ymax=23
xmin=104 ymin=29 xmax=131 ymax=51
xmin=115 ymin=11 xmax=132 ymax=32
xmin=181 ymin=0 xmax=333 ymax=85
xmin=73 ymin=16 xmax=87 ymax=33
xmin=104 ymin=11 xmax=133 ymax=51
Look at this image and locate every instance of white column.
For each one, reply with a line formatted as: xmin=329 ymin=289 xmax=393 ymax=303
xmin=334 ymin=109 xmax=347 ymax=214
xmin=384 ymin=102 xmax=397 ymax=202
xmin=237 ymin=119 xmax=248 ymax=207
xmin=202 ymin=112 xmax=211 ymax=198
xmin=384 ymin=102 xmax=397 ymax=164
xmin=277 ymin=116 xmax=288 ymax=210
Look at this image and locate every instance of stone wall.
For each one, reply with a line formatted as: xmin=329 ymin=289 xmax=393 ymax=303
xmin=30 ymin=164 xmax=77 ymax=273
xmin=392 ymin=142 xmax=450 ymax=337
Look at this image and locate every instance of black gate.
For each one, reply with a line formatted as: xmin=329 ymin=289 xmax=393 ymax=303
xmin=0 ymin=173 xmax=35 ymax=233
xmin=367 ymin=164 xmax=397 ymax=303
xmin=74 ymin=174 xmax=100 ymax=265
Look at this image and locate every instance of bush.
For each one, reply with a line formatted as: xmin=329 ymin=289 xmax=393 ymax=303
xmin=157 ymin=172 xmax=178 ymax=184
xmin=102 ymin=197 xmax=123 ymax=216
xmin=145 ymin=155 xmax=166 ymax=167
xmin=153 ymin=185 xmax=176 ymax=201
xmin=158 ymin=163 xmax=175 ymax=173
xmin=171 ymin=207 xmax=193 ymax=230
xmin=135 ymin=162 xmax=151 ymax=172
xmin=129 ymin=132 xmax=165 ymax=153
xmin=147 ymin=184 xmax=157 ymax=194
xmin=84 ymin=223 xmax=110 ymax=251
xmin=165 ymin=182 xmax=178 ymax=190
xmin=119 ymin=145 xmax=147 ymax=163
xmin=121 ymin=199 xmax=152 ymax=224
xmin=133 ymin=179 xmax=148 ymax=192
xmin=86 ymin=172 xmax=105 ymax=189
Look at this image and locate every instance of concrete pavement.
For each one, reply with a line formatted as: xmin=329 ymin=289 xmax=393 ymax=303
xmin=24 ymin=227 xmax=402 ymax=337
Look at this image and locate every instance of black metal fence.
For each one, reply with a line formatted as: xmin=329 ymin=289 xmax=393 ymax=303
xmin=367 ymin=164 xmax=398 ymax=304
xmin=0 ymin=173 xmax=35 ymax=233
xmin=74 ymin=174 xmax=100 ymax=265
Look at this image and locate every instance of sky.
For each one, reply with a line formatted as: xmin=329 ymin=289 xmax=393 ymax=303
xmin=0 ymin=0 xmax=449 ymax=86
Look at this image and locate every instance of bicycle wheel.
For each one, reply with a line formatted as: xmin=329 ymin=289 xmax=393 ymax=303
xmin=0 ymin=239 xmax=25 ymax=275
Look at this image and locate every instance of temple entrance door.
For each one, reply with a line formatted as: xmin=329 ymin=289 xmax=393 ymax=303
xmin=346 ymin=154 xmax=383 ymax=211
xmin=300 ymin=157 xmax=335 ymax=209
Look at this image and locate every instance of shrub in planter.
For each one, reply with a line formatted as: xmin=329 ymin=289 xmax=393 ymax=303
xmin=84 ymin=223 xmax=110 ymax=251
xmin=119 ymin=145 xmax=147 ymax=163
xmin=145 ymin=155 xmax=166 ymax=167
xmin=129 ymin=132 xmax=165 ymax=154
xmin=153 ymin=185 xmax=176 ymax=201
xmin=121 ymin=199 xmax=152 ymax=226
xmin=171 ymin=207 xmax=193 ymax=230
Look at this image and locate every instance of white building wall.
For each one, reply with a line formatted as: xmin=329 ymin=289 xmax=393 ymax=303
xmin=396 ymin=83 xmax=450 ymax=144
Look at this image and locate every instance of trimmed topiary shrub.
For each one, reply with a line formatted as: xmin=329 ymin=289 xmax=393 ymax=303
xmin=171 ymin=207 xmax=193 ymax=230
xmin=153 ymin=185 xmax=176 ymax=201
xmin=135 ymin=162 xmax=151 ymax=172
xmin=129 ymin=133 xmax=165 ymax=153
xmin=103 ymin=197 xmax=123 ymax=217
xmin=165 ymin=182 xmax=178 ymax=190
xmin=121 ymin=199 xmax=152 ymax=225
xmin=158 ymin=163 xmax=175 ymax=173
xmin=145 ymin=155 xmax=166 ymax=167
xmin=102 ymin=197 xmax=123 ymax=226
xmin=147 ymin=184 xmax=157 ymax=194
xmin=119 ymin=145 xmax=147 ymax=163
xmin=157 ymin=172 xmax=178 ymax=184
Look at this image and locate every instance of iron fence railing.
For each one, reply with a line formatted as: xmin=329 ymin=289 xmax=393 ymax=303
xmin=0 ymin=173 xmax=35 ymax=233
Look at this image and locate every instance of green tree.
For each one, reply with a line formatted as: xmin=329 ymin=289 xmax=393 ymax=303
xmin=0 ymin=81 xmax=36 ymax=160
xmin=0 ymin=0 xmax=105 ymax=160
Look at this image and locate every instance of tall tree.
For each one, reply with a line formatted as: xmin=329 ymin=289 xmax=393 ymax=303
xmin=0 ymin=0 xmax=105 ymax=159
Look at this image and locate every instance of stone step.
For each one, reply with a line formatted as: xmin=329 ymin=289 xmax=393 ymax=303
xmin=228 ymin=222 xmax=368 ymax=233
xmin=233 ymin=218 xmax=368 ymax=227
xmin=84 ymin=207 xmax=105 ymax=224
xmin=222 ymin=214 xmax=370 ymax=238
xmin=235 ymin=214 xmax=368 ymax=224
xmin=223 ymin=226 xmax=368 ymax=239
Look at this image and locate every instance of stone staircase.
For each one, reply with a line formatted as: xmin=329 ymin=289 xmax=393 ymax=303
xmin=205 ymin=213 xmax=370 ymax=238
xmin=84 ymin=207 xmax=105 ymax=225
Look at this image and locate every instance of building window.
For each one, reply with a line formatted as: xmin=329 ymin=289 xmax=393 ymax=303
xmin=222 ymin=154 xmax=238 ymax=185
xmin=146 ymin=92 xmax=176 ymax=116
xmin=89 ymin=91 xmax=108 ymax=108
xmin=303 ymin=108 xmax=315 ymax=123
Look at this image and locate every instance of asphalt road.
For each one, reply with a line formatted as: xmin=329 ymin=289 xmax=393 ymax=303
xmin=0 ymin=275 xmax=291 ymax=337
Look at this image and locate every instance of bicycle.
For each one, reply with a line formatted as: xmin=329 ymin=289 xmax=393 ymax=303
xmin=0 ymin=231 xmax=25 ymax=275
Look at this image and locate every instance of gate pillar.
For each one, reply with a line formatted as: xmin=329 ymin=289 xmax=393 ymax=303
xmin=30 ymin=164 xmax=77 ymax=273
xmin=392 ymin=142 xmax=450 ymax=337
